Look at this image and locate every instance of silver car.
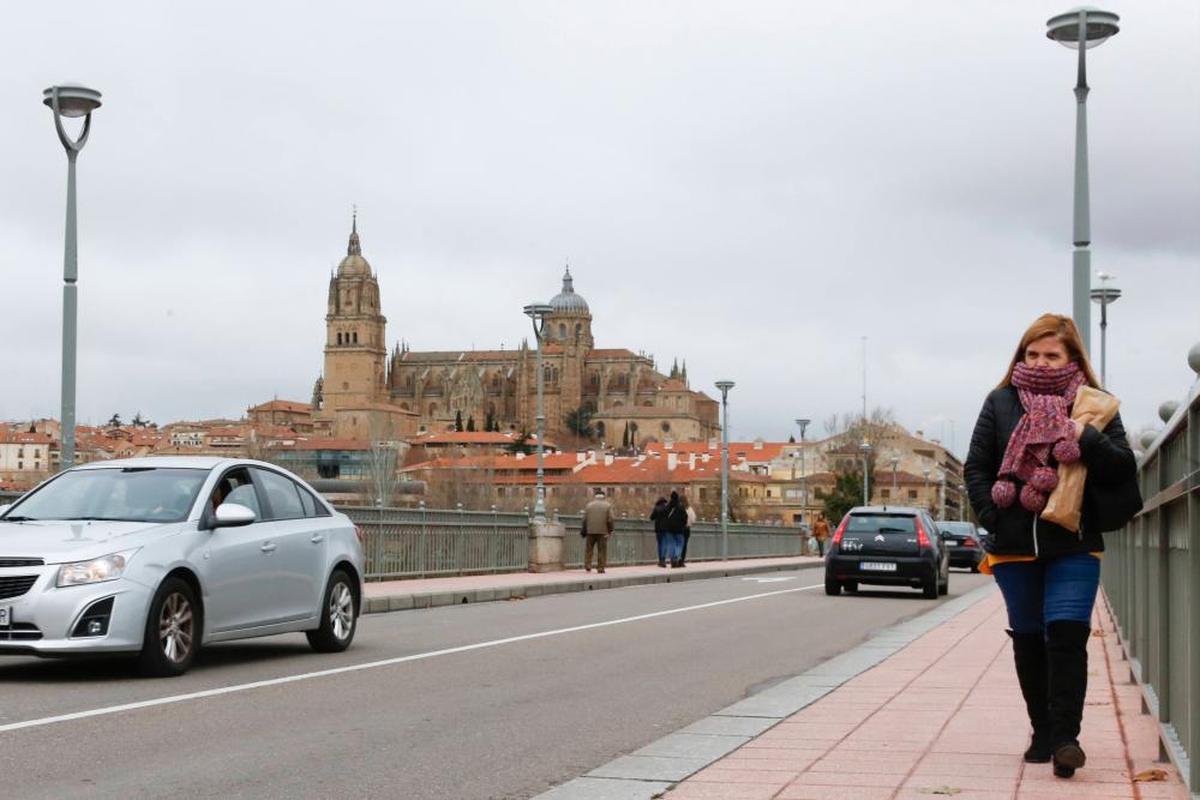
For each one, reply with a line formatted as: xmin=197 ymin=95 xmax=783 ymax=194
xmin=0 ymin=457 xmax=364 ymax=676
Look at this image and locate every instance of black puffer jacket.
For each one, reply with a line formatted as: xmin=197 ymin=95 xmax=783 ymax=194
xmin=964 ymin=385 xmax=1142 ymax=559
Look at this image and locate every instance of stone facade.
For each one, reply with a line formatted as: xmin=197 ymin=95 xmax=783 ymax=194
xmin=316 ymin=220 xmax=719 ymax=444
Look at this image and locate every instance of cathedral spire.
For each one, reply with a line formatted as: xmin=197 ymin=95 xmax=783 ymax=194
xmin=347 ymin=206 xmax=362 ymax=256
xmin=561 ymin=263 xmax=574 ymax=294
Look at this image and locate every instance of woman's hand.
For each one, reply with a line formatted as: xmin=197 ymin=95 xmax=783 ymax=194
xmin=1073 ymin=419 xmax=1085 ymax=440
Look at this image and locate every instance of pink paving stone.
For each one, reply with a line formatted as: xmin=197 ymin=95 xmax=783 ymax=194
xmin=687 ymin=766 xmax=795 ymax=786
xmin=777 ymin=785 xmax=899 ymax=800
xmin=1020 ymin=767 xmax=1131 ymax=785
xmin=894 ymin=790 xmax=1016 ymax=800
xmin=667 ymin=781 xmax=782 ymax=799
xmin=787 ymin=770 xmax=909 ymax=788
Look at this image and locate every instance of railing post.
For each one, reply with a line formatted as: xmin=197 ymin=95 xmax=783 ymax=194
xmin=456 ymin=503 xmax=465 ymax=575
xmin=419 ymin=501 xmax=427 ymax=578
xmin=1156 ymin=450 xmax=1171 ymax=724
xmin=490 ymin=504 xmax=498 ymax=573
xmin=1188 ymin=400 xmax=1200 ymax=790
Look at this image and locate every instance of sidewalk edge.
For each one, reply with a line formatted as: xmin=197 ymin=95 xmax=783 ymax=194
xmin=363 ymin=560 xmax=823 ymax=615
xmin=531 ymin=582 xmax=999 ymax=800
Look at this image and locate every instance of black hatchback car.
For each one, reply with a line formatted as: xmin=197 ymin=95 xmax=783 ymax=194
xmin=936 ymin=520 xmax=985 ymax=572
xmin=824 ymin=506 xmax=949 ymax=599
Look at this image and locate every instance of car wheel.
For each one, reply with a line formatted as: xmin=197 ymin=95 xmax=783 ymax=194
xmin=970 ymin=561 xmax=980 ymax=574
xmin=922 ymin=574 xmax=938 ymax=599
xmin=844 ymin=581 xmax=858 ymax=593
xmin=939 ymin=572 xmax=949 ymax=596
xmin=824 ymin=574 xmax=841 ymax=596
xmin=307 ymin=569 xmax=358 ymax=653
xmin=138 ymin=577 xmax=199 ymax=677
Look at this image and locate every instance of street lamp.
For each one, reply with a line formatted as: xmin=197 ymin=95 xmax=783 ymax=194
xmin=859 ymin=439 xmax=872 ymax=506
xmin=43 ymin=83 xmax=102 ymax=471
xmin=715 ymin=380 xmax=735 ymax=559
xmin=937 ymin=470 xmax=947 ymax=520
xmin=1046 ymin=7 xmax=1120 ymax=354
xmin=890 ymin=454 xmax=900 ymax=493
xmin=523 ymin=302 xmax=554 ymax=519
xmin=924 ymin=468 xmax=932 ymax=514
xmin=795 ymin=417 xmax=810 ymax=523
xmin=1089 ymin=271 xmax=1121 ymax=386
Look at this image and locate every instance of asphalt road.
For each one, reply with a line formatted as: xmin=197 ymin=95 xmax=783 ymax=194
xmin=0 ymin=568 xmax=991 ymax=800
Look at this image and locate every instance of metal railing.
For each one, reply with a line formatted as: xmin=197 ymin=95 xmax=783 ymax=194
xmin=342 ymin=505 xmax=531 ymax=581
xmin=1102 ymin=345 xmax=1200 ymax=791
xmin=0 ymin=491 xmax=22 ymax=506
xmin=558 ymin=514 xmax=804 ymax=568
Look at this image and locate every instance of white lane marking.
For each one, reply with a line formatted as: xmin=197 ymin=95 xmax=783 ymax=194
xmin=0 ymin=582 xmax=823 ymax=735
xmin=741 ymin=576 xmax=796 ymax=583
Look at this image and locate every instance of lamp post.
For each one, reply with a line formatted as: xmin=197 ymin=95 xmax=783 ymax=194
xmin=1046 ymin=8 xmax=1120 ymax=354
xmin=43 ymin=84 xmax=102 ymax=471
xmin=859 ymin=439 xmax=872 ymax=506
xmin=523 ymin=302 xmax=554 ymax=519
xmin=890 ymin=454 xmax=900 ymax=494
xmin=715 ymin=380 xmax=735 ymax=559
xmin=795 ymin=417 xmax=810 ymax=523
xmin=937 ymin=470 xmax=946 ymax=520
xmin=1089 ymin=271 xmax=1121 ymax=387
xmin=923 ymin=468 xmax=932 ymax=514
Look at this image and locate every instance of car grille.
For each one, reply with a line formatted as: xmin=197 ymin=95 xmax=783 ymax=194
xmin=0 ymin=558 xmax=44 ymax=568
xmin=0 ymin=575 xmax=38 ymax=600
xmin=0 ymin=623 xmax=43 ymax=641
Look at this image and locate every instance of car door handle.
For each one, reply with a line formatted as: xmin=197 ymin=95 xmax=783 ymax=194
xmin=310 ymin=534 xmax=324 ymax=544
xmin=260 ymin=542 xmax=277 ymax=553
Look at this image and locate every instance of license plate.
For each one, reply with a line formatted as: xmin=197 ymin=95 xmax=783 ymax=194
xmin=0 ymin=607 xmax=10 ymax=627
xmin=860 ymin=562 xmax=897 ymax=572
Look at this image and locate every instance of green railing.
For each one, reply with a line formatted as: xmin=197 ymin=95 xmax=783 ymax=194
xmin=0 ymin=491 xmax=22 ymax=506
xmin=1102 ymin=349 xmax=1200 ymax=791
xmin=558 ymin=514 xmax=805 ymax=567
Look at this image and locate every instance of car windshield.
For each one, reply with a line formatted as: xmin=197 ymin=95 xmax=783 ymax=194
xmin=1 ymin=467 xmax=209 ymax=524
xmin=847 ymin=515 xmax=915 ymax=534
xmin=938 ymin=522 xmax=975 ymax=535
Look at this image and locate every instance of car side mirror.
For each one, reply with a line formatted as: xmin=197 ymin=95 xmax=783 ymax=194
xmin=212 ymin=502 xmax=256 ymax=528
xmin=0 ymin=504 xmax=11 ymax=517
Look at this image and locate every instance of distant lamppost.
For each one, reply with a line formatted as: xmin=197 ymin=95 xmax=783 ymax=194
xmin=937 ymin=470 xmax=947 ymax=520
xmin=715 ymin=380 xmax=735 ymax=559
xmin=889 ymin=454 xmax=900 ymax=492
xmin=1090 ymin=271 xmax=1121 ymax=386
xmin=43 ymin=83 xmax=102 ymax=471
xmin=924 ymin=468 xmax=932 ymax=514
xmin=795 ymin=417 xmax=810 ymax=522
xmin=859 ymin=439 xmax=872 ymax=506
xmin=1046 ymin=7 xmax=1120 ymax=353
xmin=958 ymin=483 xmax=967 ymax=521
xmin=523 ymin=302 xmax=554 ymax=519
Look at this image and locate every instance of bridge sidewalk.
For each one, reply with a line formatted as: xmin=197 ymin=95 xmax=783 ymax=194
xmin=361 ymin=556 xmax=824 ymax=614
xmin=660 ymin=590 xmax=1188 ymax=800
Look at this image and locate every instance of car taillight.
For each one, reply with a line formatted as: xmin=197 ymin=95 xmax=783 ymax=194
xmin=354 ymin=525 xmax=366 ymax=545
xmin=964 ymin=536 xmax=978 ymax=548
xmin=831 ymin=516 xmax=849 ymax=547
xmin=915 ymin=517 xmax=932 ymax=549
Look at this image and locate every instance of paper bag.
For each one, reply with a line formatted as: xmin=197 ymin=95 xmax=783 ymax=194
xmin=1040 ymin=386 xmax=1120 ymax=532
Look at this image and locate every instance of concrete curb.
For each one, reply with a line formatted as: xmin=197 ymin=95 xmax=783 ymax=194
xmin=363 ymin=560 xmax=824 ymax=615
xmin=531 ymin=581 xmax=1000 ymax=800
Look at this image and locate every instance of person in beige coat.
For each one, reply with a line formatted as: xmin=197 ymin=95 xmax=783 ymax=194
xmin=582 ymin=489 xmax=615 ymax=573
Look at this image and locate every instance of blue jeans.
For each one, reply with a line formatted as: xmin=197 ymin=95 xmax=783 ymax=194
xmin=667 ymin=532 xmax=684 ymax=562
xmin=656 ymin=532 xmax=668 ymax=563
xmin=992 ymin=553 xmax=1100 ymax=635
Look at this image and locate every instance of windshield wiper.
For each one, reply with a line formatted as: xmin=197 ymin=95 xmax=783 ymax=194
xmin=62 ymin=516 xmax=132 ymax=522
xmin=876 ymin=526 xmax=911 ymax=533
xmin=0 ymin=516 xmax=35 ymax=522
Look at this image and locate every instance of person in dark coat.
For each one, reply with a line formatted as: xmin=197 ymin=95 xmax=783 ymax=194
xmin=964 ymin=313 xmax=1141 ymax=780
xmin=664 ymin=490 xmax=687 ymax=567
xmin=650 ymin=496 xmax=670 ymax=568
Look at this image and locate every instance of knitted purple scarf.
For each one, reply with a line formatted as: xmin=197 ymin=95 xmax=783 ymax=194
xmin=991 ymin=362 xmax=1086 ymax=513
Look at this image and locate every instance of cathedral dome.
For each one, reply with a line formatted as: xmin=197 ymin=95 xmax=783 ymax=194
xmin=337 ymin=215 xmax=373 ymax=277
xmin=549 ymin=267 xmax=589 ymax=314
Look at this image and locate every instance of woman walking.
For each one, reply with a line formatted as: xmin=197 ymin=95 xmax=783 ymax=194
xmin=678 ymin=494 xmax=696 ymax=566
xmin=664 ymin=490 xmax=687 ymax=568
xmin=650 ymin=496 xmax=669 ymax=568
xmin=964 ymin=314 xmax=1140 ymax=779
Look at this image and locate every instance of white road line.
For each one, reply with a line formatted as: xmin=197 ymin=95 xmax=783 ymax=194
xmin=0 ymin=582 xmax=823 ymax=735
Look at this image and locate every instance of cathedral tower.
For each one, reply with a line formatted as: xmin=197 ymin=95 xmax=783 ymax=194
xmin=322 ymin=215 xmax=387 ymax=416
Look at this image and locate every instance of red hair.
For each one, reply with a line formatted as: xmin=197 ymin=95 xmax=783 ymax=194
xmin=998 ymin=314 xmax=1100 ymax=389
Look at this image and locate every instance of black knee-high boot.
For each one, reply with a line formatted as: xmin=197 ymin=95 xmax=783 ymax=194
xmin=1008 ymin=630 xmax=1052 ymax=763
xmin=1046 ymin=620 xmax=1092 ymax=778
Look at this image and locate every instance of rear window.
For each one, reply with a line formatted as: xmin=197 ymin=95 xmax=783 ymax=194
xmin=939 ymin=522 xmax=975 ymax=535
xmin=847 ymin=515 xmax=915 ymax=534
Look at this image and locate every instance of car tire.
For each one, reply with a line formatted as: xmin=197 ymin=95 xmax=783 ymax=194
xmin=922 ymin=574 xmax=939 ymax=599
xmin=138 ymin=577 xmax=200 ymax=678
xmin=938 ymin=572 xmax=949 ymax=596
xmin=824 ymin=575 xmax=841 ymax=596
xmin=307 ymin=569 xmax=358 ymax=653
xmin=970 ymin=562 xmax=980 ymax=574
xmin=844 ymin=581 xmax=858 ymax=593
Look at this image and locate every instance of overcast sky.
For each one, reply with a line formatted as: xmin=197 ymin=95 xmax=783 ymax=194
xmin=2 ymin=1 xmax=1197 ymax=456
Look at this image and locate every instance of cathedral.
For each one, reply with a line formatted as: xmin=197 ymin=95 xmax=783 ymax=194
xmin=313 ymin=219 xmax=720 ymax=445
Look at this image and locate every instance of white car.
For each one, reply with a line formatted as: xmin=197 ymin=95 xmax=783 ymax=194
xmin=0 ymin=457 xmax=364 ymax=676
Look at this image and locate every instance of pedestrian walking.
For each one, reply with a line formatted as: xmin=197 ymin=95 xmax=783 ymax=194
xmin=650 ymin=496 xmax=670 ymax=567
xmin=664 ymin=490 xmax=687 ymax=567
xmin=964 ymin=313 xmax=1141 ymax=780
xmin=811 ymin=512 xmax=830 ymax=557
xmin=582 ymin=489 xmax=615 ymax=574
xmin=678 ymin=494 xmax=696 ymax=566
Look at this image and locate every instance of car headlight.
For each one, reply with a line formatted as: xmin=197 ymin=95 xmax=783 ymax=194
xmin=57 ymin=550 xmax=138 ymax=587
